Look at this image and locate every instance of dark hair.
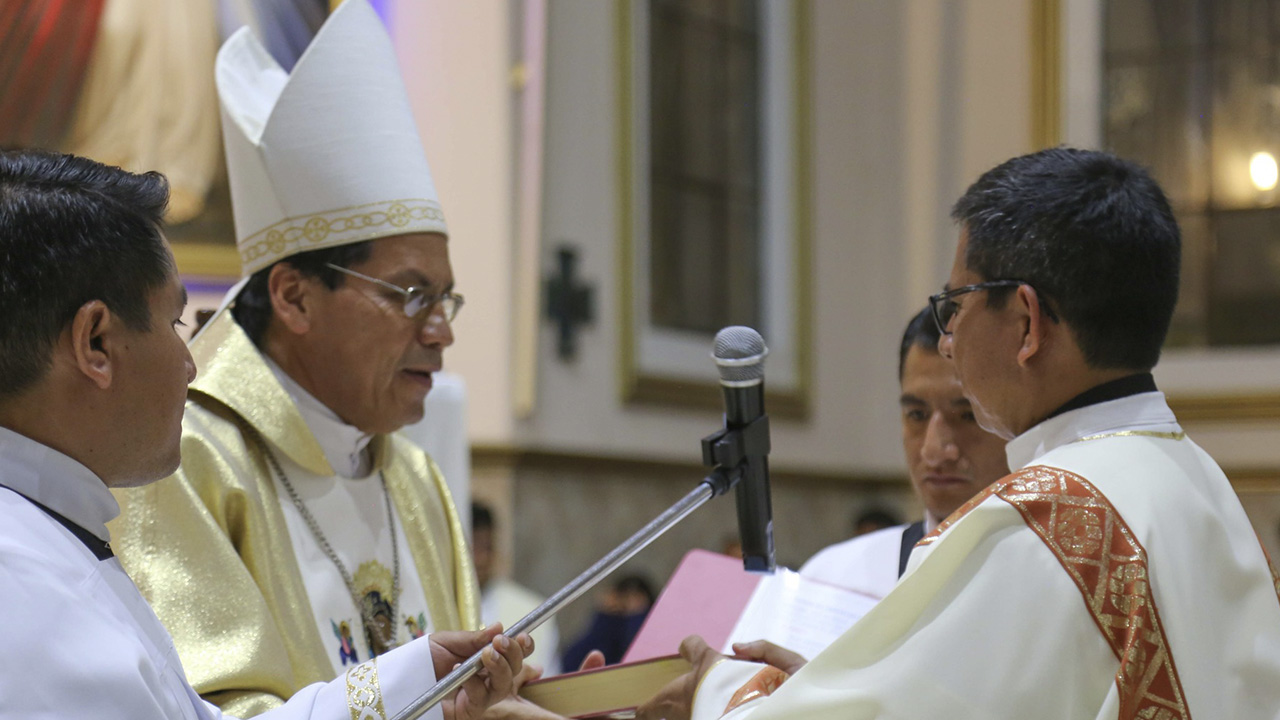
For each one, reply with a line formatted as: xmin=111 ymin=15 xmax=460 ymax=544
xmin=613 ymin=574 xmax=656 ymax=605
xmin=471 ymin=501 xmax=494 ymax=532
xmin=231 ymin=241 xmax=373 ymax=347
xmin=0 ymin=150 xmax=172 ymax=399
xmin=852 ymin=507 xmax=902 ymax=534
xmin=951 ymin=147 xmax=1181 ymax=371
xmin=898 ymin=306 xmax=941 ymax=380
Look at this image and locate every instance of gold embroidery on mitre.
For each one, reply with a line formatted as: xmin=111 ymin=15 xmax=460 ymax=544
xmin=344 ymin=658 xmax=387 ymax=720
xmin=996 ymin=466 xmax=1190 ymax=720
xmin=238 ymin=198 xmax=446 ymax=275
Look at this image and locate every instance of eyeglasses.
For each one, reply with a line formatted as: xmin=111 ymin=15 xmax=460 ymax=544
xmin=324 ymin=263 xmax=465 ymax=322
xmin=928 ymin=280 xmax=1056 ymax=334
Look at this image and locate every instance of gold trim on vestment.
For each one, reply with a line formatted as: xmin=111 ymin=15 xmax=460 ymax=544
xmin=1073 ymin=430 xmax=1186 ymax=444
xmin=921 ymin=465 xmax=1191 ymax=719
xmin=996 ymin=467 xmax=1189 ymax=719
xmin=344 ymin=659 xmax=387 ymax=720
xmin=238 ymin=198 xmax=447 ymax=276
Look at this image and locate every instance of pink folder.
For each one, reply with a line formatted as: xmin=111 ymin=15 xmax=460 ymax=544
xmin=621 ymin=549 xmax=764 ymax=663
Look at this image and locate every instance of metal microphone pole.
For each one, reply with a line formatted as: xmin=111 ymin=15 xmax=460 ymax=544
xmin=390 ymin=467 xmax=741 ymax=720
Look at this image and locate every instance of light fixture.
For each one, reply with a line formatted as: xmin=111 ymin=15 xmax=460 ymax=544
xmin=1250 ymin=151 xmax=1278 ymax=191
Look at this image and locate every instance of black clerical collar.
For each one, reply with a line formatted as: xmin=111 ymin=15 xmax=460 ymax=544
xmin=0 ymin=485 xmax=114 ymax=560
xmin=1041 ymin=372 xmax=1158 ymax=424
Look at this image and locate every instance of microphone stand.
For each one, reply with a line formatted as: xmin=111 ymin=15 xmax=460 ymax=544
xmin=390 ymin=417 xmax=769 ymax=720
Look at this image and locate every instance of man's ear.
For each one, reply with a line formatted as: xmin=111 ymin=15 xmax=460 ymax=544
xmin=1014 ymin=284 xmax=1049 ymax=366
xmin=268 ymin=262 xmax=315 ymax=335
xmin=69 ymin=300 xmax=115 ymax=390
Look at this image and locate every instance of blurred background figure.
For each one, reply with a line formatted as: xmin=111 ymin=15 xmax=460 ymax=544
xmin=850 ymin=507 xmax=903 ymax=538
xmin=561 ymin=574 xmax=656 ymax=670
xmin=473 ymin=502 xmax=562 ymax=676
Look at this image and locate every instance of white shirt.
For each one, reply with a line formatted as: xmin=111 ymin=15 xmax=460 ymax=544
xmin=0 ymin=425 xmax=443 ymax=720
xmin=799 ymin=524 xmax=907 ymax=602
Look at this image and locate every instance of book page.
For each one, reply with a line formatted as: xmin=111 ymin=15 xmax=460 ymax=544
xmin=721 ymin=568 xmax=879 ymax=660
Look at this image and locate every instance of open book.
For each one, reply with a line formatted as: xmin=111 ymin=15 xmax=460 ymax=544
xmin=625 ymin=548 xmax=880 ymax=662
xmin=519 ymin=550 xmax=880 ymax=718
xmin=518 ymin=654 xmax=690 ymax=719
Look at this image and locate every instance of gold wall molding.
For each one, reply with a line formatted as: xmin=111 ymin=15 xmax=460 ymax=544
xmin=1228 ymin=467 xmax=1280 ymax=494
xmin=171 ymin=242 xmax=241 ymax=278
xmin=472 ymin=444 xmax=1280 ymax=497
xmin=471 ymin=443 xmax=903 ymax=489
xmin=623 ymin=376 xmax=809 ymax=417
xmin=1167 ymin=393 xmax=1280 ymax=423
xmin=1030 ymin=0 xmax=1061 ymax=149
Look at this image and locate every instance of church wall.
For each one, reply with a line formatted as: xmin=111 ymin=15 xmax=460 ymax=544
xmin=394 ymin=1 xmax=517 ymax=445
xmin=390 ymin=1 xmax=1280 ymax=644
xmin=476 ymin=0 xmax=1038 ymax=643
xmin=518 ymin=0 xmax=1034 ymax=476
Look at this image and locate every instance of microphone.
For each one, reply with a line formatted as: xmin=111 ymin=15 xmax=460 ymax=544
xmin=711 ymin=326 xmax=776 ymax=573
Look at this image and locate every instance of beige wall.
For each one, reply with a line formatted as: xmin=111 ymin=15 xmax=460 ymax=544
xmin=386 ymin=0 xmax=1280 ymax=648
xmin=396 ymin=0 xmax=1035 ymax=475
xmin=395 ymin=1 xmax=516 ymax=445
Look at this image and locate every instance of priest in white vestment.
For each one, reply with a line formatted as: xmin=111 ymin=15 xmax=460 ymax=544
xmin=0 ymin=149 xmax=525 ymax=720
xmin=800 ymin=307 xmax=1008 ymax=600
xmin=638 ymin=149 xmax=1280 ymax=720
xmin=109 ymin=2 xmax=486 ymax=715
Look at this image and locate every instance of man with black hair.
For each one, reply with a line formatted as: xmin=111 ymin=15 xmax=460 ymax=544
xmin=0 ymin=149 xmax=526 ymax=720
xmin=109 ymin=3 xmax=483 ymax=715
xmin=800 ymin=307 xmax=1007 ymax=600
xmin=635 ymin=148 xmax=1280 ymax=720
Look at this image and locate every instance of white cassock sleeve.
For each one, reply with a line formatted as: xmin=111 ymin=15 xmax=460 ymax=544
xmin=256 ymin=637 xmax=443 ymax=720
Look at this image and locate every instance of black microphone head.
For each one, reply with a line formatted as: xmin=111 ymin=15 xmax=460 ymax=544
xmin=712 ymin=326 xmax=768 ymax=386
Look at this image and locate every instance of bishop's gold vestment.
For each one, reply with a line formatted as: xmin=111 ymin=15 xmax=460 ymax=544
xmin=109 ymin=311 xmax=481 ymax=717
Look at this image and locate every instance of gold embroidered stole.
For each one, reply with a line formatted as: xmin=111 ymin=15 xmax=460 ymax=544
xmin=921 ymin=466 xmax=1191 ymax=720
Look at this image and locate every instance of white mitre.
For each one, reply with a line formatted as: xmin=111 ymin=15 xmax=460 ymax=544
xmin=216 ymin=0 xmax=447 ymax=278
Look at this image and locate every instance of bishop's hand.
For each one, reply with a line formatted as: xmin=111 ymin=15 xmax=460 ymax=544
xmin=430 ymin=623 xmax=533 ymax=720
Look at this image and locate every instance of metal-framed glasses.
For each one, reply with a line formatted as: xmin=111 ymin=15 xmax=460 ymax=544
xmin=324 ymin=263 xmax=465 ymax=322
xmin=928 ymin=280 xmax=1056 ymax=334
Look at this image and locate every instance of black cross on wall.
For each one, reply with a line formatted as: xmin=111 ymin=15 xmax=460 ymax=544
xmin=544 ymin=246 xmax=595 ymax=361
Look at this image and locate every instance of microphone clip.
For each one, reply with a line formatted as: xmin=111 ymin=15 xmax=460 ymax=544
xmin=700 ymin=414 xmax=771 ymax=497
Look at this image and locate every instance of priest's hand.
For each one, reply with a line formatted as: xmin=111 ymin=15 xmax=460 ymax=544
xmin=431 ymin=623 xmax=534 ymax=720
xmin=634 ymin=635 xmax=725 ymax=720
xmin=729 ymin=640 xmax=807 ymax=675
xmin=481 ymin=642 xmax=609 ymax=720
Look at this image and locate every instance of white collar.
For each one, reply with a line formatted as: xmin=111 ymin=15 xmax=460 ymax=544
xmin=923 ymin=512 xmax=940 ymax=534
xmin=265 ymin=358 xmax=374 ymax=479
xmin=1005 ymin=391 xmax=1181 ymax=471
xmin=0 ymin=425 xmax=118 ymax=541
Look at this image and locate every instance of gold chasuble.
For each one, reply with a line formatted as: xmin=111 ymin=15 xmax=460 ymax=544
xmin=109 ymin=311 xmax=480 ymax=717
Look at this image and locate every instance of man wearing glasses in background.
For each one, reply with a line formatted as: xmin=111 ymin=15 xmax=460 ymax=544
xmin=634 ymin=148 xmax=1280 ymax=720
xmin=110 ymin=3 xmax=483 ymax=715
